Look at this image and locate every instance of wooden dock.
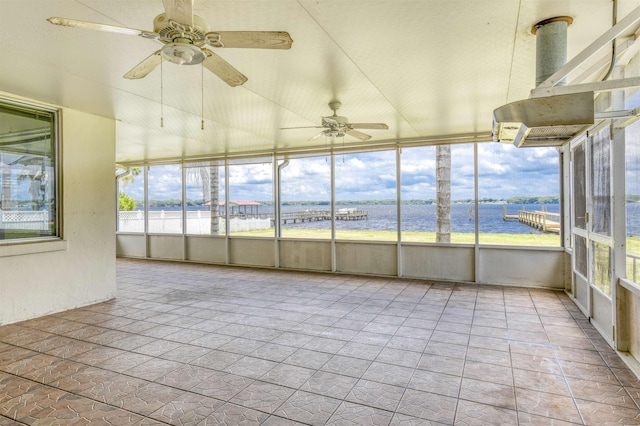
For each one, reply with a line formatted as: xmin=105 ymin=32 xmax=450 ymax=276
xmin=281 ymin=210 xmax=331 ymax=224
xmin=335 ymin=209 xmax=368 ymax=221
xmin=503 ymin=207 xmax=560 ymax=233
xmin=279 ymin=209 xmax=368 ymax=224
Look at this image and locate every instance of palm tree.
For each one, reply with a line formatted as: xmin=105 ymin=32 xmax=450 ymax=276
xmin=116 ymin=167 xmax=141 ymax=211
xmin=118 ymin=167 xmax=141 ymax=190
xmin=436 ymin=145 xmax=451 ymax=243
xmin=185 ymin=162 xmax=220 ymax=234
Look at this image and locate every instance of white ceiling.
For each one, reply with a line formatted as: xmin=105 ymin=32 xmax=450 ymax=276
xmin=1 ymin=1 xmax=639 ymax=163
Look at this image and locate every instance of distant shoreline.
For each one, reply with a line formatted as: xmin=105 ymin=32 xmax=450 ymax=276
xmin=141 ymin=198 xmax=562 ymax=208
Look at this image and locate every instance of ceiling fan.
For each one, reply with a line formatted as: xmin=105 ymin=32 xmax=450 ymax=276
xmin=47 ymin=0 xmax=293 ymax=87
xmin=282 ymin=101 xmax=389 ymax=141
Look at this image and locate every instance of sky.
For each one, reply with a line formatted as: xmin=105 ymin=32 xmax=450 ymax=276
xmin=122 ymin=142 xmax=570 ymax=203
xmin=6 ymin=113 xmax=640 ymax=207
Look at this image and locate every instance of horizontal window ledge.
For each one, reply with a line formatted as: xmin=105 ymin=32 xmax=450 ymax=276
xmin=0 ymin=239 xmax=67 ymax=257
xmin=620 ymin=278 xmax=640 ymax=298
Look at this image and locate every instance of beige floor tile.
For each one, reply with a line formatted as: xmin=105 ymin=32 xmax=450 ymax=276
xmin=0 ymin=258 xmax=638 ymax=425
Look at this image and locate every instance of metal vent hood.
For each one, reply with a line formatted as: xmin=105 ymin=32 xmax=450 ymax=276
xmin=493 ymin=6 xmax=640 ymax=148
xmin=492 ymin=91 xmax=594 ymax=147
xmin=493 ymin=15 xmax=595 ymax=148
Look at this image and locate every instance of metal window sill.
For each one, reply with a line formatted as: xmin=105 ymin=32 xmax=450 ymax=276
xmin=0 ymin=239 xmax=67 ymax=257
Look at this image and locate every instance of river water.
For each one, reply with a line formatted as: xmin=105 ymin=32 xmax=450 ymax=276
xmin=275 ymin=203 xmax=557 ymax=234
xmin=164 ymin=202 xmax=640 ymax=236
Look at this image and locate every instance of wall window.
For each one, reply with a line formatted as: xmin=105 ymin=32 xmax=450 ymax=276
xmin=147 ymin=164 xmax=182 ymax=234
xmin=334 ymin=150 xmax=397 ymax=241
xmin=478 ymin=143 xmax=561 ymax=246
xmin=400 ymin=144 xmax=475 ymax=243
xmin=626 ymin=119 xmax=640 ymax=284
xmin=117 ymin=166 xmax=144 ymax=233
xmin=228 ymin=158 xmax=273 ymax=237
xmin=280 ymin=155 xmax=331 ymax=239
xmin=0 ymin=99 xmax=58 ymax=241
xmin=185 ymin=161 xmax=225 ymax=235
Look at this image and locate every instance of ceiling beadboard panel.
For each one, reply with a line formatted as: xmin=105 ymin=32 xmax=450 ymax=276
xmin=0 ymin=0 xmax=637 ymax=162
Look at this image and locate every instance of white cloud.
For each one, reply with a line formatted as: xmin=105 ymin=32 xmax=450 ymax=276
xmin=344 ymin=157 xmax=367 ymax=170
xmin=133 ymin=143 xmax=562 ymax=204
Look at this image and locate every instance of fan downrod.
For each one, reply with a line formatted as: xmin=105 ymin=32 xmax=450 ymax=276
xmin=328 ymin=101 xmax=342 ymax=114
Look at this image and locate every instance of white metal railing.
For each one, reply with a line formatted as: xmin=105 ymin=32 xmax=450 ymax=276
xmin=1 ymin=210 xmax=50 ymax=230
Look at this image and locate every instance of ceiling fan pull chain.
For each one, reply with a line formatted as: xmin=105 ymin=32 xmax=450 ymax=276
xmin=201 ymin=62 xmax=205 ymax=130
xmin=160 ymin=58 xmax=164 ymax=128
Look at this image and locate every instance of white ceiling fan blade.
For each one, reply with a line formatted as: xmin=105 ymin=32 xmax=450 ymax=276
xmin=123 ymin=51 xmax=162 ymax=79
xmin=309 ymin=131 xmax=326 ymax=141
xmin=203 ymin=49 xmax=247 ymax=87
xmin=47 ymin=17 xmax=159 ymax=40
xmin=349 ymin=123 xmax=389 ymax=130
xmin=205 ymin=31 xmax=293 ymax=49
xmin=162 ymin=0 xmax=193 ymax=27
xmin=346 ymin=129 xmax=372 ymax=141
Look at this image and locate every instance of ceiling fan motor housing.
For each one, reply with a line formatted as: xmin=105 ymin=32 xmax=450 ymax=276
xmin=322 ymin=115 xmax=349 ymax=130
xmin=153 ymin=13 xmax=210 ymax=41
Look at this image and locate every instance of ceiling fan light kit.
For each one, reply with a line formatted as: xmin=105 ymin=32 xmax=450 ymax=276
xmin=161 ymin=42 xmax=206 ymax=65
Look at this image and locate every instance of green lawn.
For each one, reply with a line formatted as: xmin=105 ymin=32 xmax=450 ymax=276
xmin=232 ymin=228 xmax=561 ymax=246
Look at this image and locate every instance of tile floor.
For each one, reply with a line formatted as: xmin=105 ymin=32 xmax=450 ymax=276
xmin=1 ymin=258 xmax=640 ymax=425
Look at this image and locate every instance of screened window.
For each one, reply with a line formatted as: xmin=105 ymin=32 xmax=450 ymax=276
xmin=0 ymin=99 xmax=58 ymax=241
xmin=185 ymin=161 xmax=225 ymax=235
xmin=574 ymin=234 xmax=587 ymax=278
xmin=280 ymin=156 xmax=331 ymax=239
xmin=590 ymin=128 xmax=611 ymax=236
xmin=478 ymin=143 xmax=560 ymax=246
xmin=228 ymin=158 xmax=273 ymax=237
xmin=147 ymin=164 xmax=182 ymax=234
xmin=117 ymin=166 xmax=144 ymax=233
xmin=334 ymin=150 xmax=397 ymax=241
xmin=573 ymin=142 xmax=587 ymax=230
xmin=400 ymin=144 xmax=475 ymax=243
xmin=592 ymin=240 xmax=611 ymax=296
xmin=626 ymin=118 xmax=640 ymax=284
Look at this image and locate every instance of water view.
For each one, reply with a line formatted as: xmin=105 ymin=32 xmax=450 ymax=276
xmin=122 ymin=202 xmax=560 ymax=237
xmin=276 ymin=203 xmax=559 ymax=235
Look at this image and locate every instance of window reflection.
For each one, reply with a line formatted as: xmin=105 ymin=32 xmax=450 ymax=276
xmin=0 ymin=100 xmax=58 ymax=240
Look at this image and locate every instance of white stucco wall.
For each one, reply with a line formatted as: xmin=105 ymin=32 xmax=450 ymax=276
xmin=0 ymin=94 xmax=116 ymax=325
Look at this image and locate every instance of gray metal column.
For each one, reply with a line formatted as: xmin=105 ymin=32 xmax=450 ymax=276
xmin=532 ymin=16 xmax=573 ymax=87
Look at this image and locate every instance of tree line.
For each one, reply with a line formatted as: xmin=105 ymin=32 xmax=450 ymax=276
xmin=118 ymin=193 xmax=640 ymax=209
xmin=126 ymin=196 xmax=561 ymax=209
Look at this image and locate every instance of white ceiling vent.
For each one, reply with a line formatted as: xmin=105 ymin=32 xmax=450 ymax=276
xmin=492 ymin=91 xmax=594 ymax=147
